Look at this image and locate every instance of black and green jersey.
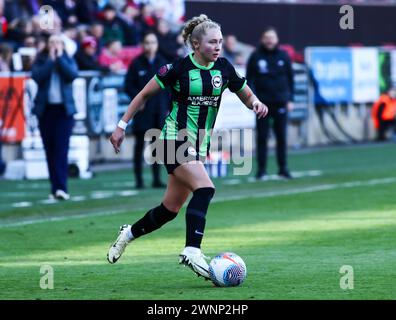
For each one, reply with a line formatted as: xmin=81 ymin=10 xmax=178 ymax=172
xmin=154 ymin=53 xmax=247 ymax=157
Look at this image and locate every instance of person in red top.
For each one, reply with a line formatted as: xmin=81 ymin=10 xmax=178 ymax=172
xmin=372 ymin=87 xmax=396 ymax=141
xmin=98 ymin=39 xmax=143 ymax=73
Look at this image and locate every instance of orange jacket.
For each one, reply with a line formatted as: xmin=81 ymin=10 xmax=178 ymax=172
xmin=372 ymin=94 xmax=396 ymax=129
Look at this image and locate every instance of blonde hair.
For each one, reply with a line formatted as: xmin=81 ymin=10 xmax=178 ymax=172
xmin=182 ymin=14 xmax=221 ymax=49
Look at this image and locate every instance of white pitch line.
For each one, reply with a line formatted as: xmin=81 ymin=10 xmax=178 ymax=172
xmin=214 ymin=177 xmax=396 ymax=203
xmin=0 ymin=209 xmax=123 ymax=228
xmin=119 ymin=190 xmax=139 ymax=197
xmin=71 ymin=196 xmax=86 ymax=202
xmin=38 ymin=199 xmax=58 ymax=205
xmin=244 ymin=170 xmax=322 ymax=183
xmin=1 ymin=177 xmax=395 ymax=229
xmin=9 ymin=189 xmax=139 ymax=208
xmin=11 ymin=202 xmax=33 ymax=208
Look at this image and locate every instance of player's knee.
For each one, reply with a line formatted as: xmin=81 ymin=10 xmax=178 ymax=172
xmin=194 ymin=180 xmax=215 ymax=190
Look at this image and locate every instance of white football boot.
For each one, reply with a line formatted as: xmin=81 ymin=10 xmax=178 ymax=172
xmin=179 ymin=247 xmax=210 ymax=280
xmin=107 ymin=224 xmax=133 ymax=264
xmin=55 ymin=190 xmax=70 ymax=200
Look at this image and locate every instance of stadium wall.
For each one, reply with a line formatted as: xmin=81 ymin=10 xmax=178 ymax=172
xmin=185 ymin=1 xmax=396 ymax=50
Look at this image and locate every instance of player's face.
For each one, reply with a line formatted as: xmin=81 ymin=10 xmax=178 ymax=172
xmin=199 ymin=28 xmax=223 ymax=62
xmin=261 ymin=30 xmax=279 ymax=50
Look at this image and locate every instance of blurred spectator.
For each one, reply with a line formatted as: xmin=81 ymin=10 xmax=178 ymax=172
xmin=17 ymin=35 xmax=38 ymax=71
xmin=4 ymin=18 xmax=34 ymax=49
xmin=106 ymin=0 xmax=129 ymax=12
xmin=222 ymin=35 xmax=244 ymax=66
xmin=42 ymin=0 xmax=77 ymax=27
xmin=74 ymin=0 xmax=98 ymax=25
xmin=138 ymin=3 xmax=156 ymax=34
xmin=98 ymin=40 xmax=126 ymax=73
xmin=119 ymin=3 xmax=141 ymax=46
xmin=98 ymin=39 xmax=142 ymax=73
xmin=61 ymin=32 xmax=78 ymax=57
xmin=3 ymin=0 xmax=39 ymax=22
xmin=0 ymin=15 xmax=7 ymax=39
xmin=30 ymin=15 xmax=44 ymax=37
xmin=124 ymin=32 xmax=168 ymax=189
xmin=176 ymin=31 xmax=189 ymax=58
xmin=246 ymin=27 xmax=294 ymax=180
xmin=23 ymin=35 xmax=36 ymax=48
xmin=75 ymin=36 xmax=110 ymax=72
xmin=371 ymin=87 xmax=396 ymax=141
xmin=75 ymin=25 xmax=89 ymax=44
xmin=36 ymin=35 xmax=47 ymax=54
xmin=89 ymin=21 xmax=105 ymax=53
xmin=279 ymin=44 xmax=304 ymax=64
xmin=151 ymin=0 xmax=185 ymax=26
xmin=64 ymin=25 xmax=79 ymax=42
xmin=31 ymin=33 xmax=79 ymax=200
xmin=100 ymin=4 xmax=127 ymax=45
xmin=0 ymin=43 xmax=12 ymax=71
xmin=155 ymin=19 xmax=181 ymax=63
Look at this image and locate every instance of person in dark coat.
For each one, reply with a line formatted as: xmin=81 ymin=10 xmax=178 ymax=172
xmin=124 ymin=32 xmax=169 ymax=189
xmin=246 ymin=27 xmax=294 ymax=180
xmin=155 ymin=19 xmax=181 ymax=63
xmin=100 ymin=4 xmax=127 ymax=45
xmin=31 ymin=33 xmax=79 ymax=200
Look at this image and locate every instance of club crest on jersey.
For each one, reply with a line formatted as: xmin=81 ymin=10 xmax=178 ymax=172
xmin=211 ymin=75 xmax=222 ymax=88
xmin=158 ymin=64 xmax=172 ymax=76
xmin=187 ymin=146 xmax=197 ymax=156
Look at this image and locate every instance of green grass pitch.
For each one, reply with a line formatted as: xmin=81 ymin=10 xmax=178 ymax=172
xmin=0 ymin=143 xmax=395 ymax=300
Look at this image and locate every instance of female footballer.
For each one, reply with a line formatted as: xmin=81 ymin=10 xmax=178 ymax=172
xmin=107 ymin=14 xmax=268 ymax=280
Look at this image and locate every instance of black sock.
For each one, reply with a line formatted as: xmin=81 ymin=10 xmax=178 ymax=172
xmin=131 ymin=203 xmax=178 ymax=238
xmin=185 ymin=187 xmax=215 ymax=248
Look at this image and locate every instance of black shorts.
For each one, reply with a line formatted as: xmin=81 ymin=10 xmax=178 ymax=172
xmin=156 ymin=139 xmax=206 ymax=174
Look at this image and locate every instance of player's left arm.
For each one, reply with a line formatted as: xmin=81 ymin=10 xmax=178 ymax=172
xmin=236 ymin=85 xmax=268 ymax=119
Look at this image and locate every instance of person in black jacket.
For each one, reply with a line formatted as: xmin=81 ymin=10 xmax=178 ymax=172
xmin=124 ymin=32 xmax=169 ymax=189
xmin=155 ymin=19 xmax=181 ymax=63
xmin=246 ymin=27 xmax=294 ymax=180
xmin=31 ymin=34 xmax=79 ymax=200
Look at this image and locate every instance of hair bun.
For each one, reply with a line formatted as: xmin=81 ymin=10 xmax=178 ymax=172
xmin=182 ymin=14 xmax=220 ymax=48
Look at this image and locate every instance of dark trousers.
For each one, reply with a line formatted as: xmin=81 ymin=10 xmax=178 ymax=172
xmin=377 ymin=105 xmax=395 ymax=141
xmin=134 ymin=131 xmax=161 ymax=186
xmin=38 ymin=104 xmax=74 ymax=194
xmin=256 ymin=104 xmax=288 ymax=175
xmin=377 ymin=120 xmax=395 ymax=141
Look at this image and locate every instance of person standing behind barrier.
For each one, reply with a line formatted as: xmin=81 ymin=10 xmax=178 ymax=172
xmin=246 ymin=27 xmax=294 ymax=180
xmin=31 ymin=34 xmax=79 ymax=200
xmin=372 ymin=87 xmax=396 ymax=141
xmin=124 ymin=32 xmax=169 ymax=189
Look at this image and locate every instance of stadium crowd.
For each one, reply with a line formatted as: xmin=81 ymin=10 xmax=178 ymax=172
xmin=0 ymin=0 xmax=254 ymax=73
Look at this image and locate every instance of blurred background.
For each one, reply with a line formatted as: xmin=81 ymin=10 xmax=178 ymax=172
xmin=0 ymin=0 xmax=395 ymax=181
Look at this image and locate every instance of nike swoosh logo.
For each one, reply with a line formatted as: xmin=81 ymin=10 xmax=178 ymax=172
xmin=195 ymin=230 xmax=204 ymax=235
xmin=190 ymin=78 xmax=200 ymax=81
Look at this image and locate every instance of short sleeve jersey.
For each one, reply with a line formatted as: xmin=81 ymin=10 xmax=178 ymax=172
xmin=155 ymin=52 xmax=247 ymax=157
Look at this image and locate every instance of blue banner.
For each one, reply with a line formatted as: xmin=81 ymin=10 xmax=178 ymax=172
xmin=307 ymin=48 xmax=353 ymax=104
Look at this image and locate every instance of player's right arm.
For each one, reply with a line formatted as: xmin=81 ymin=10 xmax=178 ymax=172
xmin=110 ymin=77 xmax=162 ymax=153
